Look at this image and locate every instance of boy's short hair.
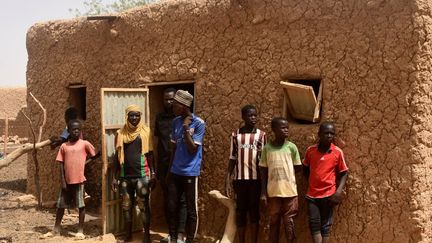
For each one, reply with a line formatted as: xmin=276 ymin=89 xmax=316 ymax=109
xmin=64 ymin=107 xmax=78 ymax=121
xmin=164 ymin=87 xmax=177 ymax=94
xmin=319 ymin=121 xmax=335 ymax=133
xmin=67 ymin=119 xmax=82 ymax=129
xmin=271 ymin=117 xmax=288 ymax=128
xmin=241 ymin=104 xmax=257 ymax=115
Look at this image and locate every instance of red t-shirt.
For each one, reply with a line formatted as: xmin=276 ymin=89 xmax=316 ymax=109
xmin=303 ymin=143 xmax=348 ymax=198
xmin=56 ymin=139 xmax=96 ymax=184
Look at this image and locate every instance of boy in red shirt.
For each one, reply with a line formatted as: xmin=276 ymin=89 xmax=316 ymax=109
xmin=45 ymin=119 xmax=99 ymax=240
xmin=303 ymin=122 xmax=348 ymax=243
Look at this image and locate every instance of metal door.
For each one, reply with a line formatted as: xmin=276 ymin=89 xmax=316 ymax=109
xmin=100 ymin=88 xmax=149 ymax=234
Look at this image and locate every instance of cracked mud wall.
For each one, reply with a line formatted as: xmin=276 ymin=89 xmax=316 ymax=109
xmin=26 ymin=0 xmax=432 ymax=242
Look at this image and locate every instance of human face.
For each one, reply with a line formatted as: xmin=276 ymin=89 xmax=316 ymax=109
xmin=127 ymin=111 xmax=141 ymax=127
xmin=319 ymin=124 xmax=335 ymax=145
xmin=172 ymin=100 xmax=185 ymax=116
xmin=68 ymin=122 xmax=81 ymax=141
xmin=273 ymin=120 xmax=289 ymax=139
xmin=163 ymin=91 xmax=175 ymax=111
xmin=242 ymin=109 xmax=257 ymax=127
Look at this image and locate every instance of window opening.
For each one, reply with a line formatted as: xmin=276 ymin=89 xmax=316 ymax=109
xmin=68 ymin=86 xmax=87 ymax=120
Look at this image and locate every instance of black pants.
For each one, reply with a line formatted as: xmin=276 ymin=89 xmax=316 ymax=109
xmin=158 ymin=162 xmax=187 ymax=233
xmin=306 ymin=197 xmax=334 ymax=237
xmin=167 ymin=173 xmax=198 ymax=243
xmin=233 ymin=180 xmax=261 ymax=227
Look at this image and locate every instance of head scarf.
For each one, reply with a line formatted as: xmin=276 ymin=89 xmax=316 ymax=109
xmin=116 ymin=105 xmax=153 ymax=164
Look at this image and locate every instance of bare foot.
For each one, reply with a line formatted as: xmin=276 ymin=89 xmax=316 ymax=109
xmin=75 ymin=232 xmax=85 ymax=240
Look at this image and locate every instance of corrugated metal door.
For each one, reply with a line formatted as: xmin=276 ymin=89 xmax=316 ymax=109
xmin=100 ymin=88 xmax=149 ymax=235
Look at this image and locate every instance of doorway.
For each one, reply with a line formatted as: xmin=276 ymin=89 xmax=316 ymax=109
xmin=147 ymin=81 xmax=195 ymax=231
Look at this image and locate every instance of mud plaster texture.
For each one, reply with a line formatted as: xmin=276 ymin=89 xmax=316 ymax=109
xmin=26 ymin=0 xmax=432 ymax=242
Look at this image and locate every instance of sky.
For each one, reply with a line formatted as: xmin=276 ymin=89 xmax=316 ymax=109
xmin=0 ymin=0 xmax=116 ymax=87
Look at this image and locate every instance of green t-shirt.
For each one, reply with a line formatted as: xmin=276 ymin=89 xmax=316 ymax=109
xmin=259 ymin=140 xmax=301 ymax=197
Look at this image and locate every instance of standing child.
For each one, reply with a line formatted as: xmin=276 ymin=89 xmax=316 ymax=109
xmin=303 ymin=122 xmax=348 ymax=243
xmin=225 ymin=105 xmax=266 ymax=243
xmin=259 ymin=117 xmax=301 ymax=243
xmin=45 ymin=119 xmax=99 ymax=240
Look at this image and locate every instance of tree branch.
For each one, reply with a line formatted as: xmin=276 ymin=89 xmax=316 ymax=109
xmin=0 ymin=139 xmax=52 ymax=169
xmin=29 ymin=92 xmax=46 ymax=143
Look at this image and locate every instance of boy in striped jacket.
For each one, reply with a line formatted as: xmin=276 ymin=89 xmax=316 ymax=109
xmin=225 ymin=105 xmax=266 ymax=243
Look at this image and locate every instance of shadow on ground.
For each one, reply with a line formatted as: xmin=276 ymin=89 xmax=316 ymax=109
xmin=0 ymin=179 xmax=26 ymax=192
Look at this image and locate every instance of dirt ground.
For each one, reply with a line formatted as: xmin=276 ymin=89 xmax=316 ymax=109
xmin=0 ymin=153 xmax=167 ymax=243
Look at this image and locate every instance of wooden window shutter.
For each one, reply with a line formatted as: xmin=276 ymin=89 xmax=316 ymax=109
xmin=280 ymin=81 xmax=322 ymax=122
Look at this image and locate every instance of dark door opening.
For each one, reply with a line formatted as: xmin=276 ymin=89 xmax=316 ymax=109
xmin=148 ymin=82 xmax=195 ymax=230
xmin=68 ymin=86 xmax=87 ymax=120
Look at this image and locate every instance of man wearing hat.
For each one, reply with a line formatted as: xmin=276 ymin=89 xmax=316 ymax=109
xmin=167 ymin=90 xmax=206 ymax=243
xmin=111 ymin=105 xmax=156 ymax=243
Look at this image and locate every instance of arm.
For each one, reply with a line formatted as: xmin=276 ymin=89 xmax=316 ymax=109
xmin=146 ymin=151 xmax=157 ymax=189
xmin=328 ymin=171 xmax=348 ymax=205
xmin=225 ymin=159 xmax=236 ymax=197
xmin=303 ymin=165 xmax=310 ymax=179
xmin=183 ymin=125 xmax=198 ymax=154
xmin=294 ymin=164 xmax=302 ymax=173
xmin=111 ymin=151 xmax=120 ymax=192
xmin=58 ymin=161 xmax=67 ymax=190
xmin=166 ymin=142 xmax=176 ymax=183
xmin=183 ymin=114 xmax=205 ymax=155
xmin=260 ymin=166 xmax=268 ymax=202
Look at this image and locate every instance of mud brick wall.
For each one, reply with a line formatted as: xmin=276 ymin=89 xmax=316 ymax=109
xmin=26 ymin=0 xmax=432 ymax=242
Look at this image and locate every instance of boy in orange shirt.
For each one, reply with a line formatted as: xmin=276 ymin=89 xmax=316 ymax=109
xmin=46 ymin=119 xmax=99 ymax=240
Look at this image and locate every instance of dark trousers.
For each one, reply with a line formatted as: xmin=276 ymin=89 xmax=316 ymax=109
xmin=306 ymin=197 xmax=334 ymax=237
xmin=158 ymin=162 xmax=187 ymax=233
xmin=167 ymin=173 xmax=199 ymax=243
xmin=233 ymin=180 xmax=261 ymax=227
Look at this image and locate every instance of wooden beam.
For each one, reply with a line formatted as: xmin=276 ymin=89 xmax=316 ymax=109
xmin=138 ymin=80 xmax=195 ymax=87
xmin=87 ymin=16 xmax=118 ymax=21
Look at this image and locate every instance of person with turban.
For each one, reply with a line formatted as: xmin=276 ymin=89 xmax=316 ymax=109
xmin=111 ymin=104 xmax=155 ymax=243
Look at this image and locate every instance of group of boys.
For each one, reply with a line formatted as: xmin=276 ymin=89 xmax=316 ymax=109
xmin=44 ymin=88 xmax=348 ymax=243
xmin=226 ymin=105 xmax=348 ymax=243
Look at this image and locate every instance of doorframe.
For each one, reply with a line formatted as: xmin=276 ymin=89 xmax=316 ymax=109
xmin=100 ymin=88 xmax=150 ymax=234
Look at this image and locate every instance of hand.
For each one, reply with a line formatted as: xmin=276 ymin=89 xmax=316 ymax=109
xmin=93 ymin=151 xmax=101 ymax=159
xmin=328 ymin=191 xmax=343 ymax=205
xmin=183 ymin=115 xmax=192 ymax=128
xmin=165 ymin=172 xmax=172 ymax=185
xmin=225 ymin=177 xmax=233 ymax=198
xmin=260 ymin=193 xmax=267 ymax=206
xmin=149 ymin=173 xmax=157 ymax=190
xmin=111 ymin=179 xmax=118 ymax=192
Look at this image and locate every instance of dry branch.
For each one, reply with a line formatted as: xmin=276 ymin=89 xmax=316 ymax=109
xmin=208 ymin=190 xmax=236 ymax=243
xmin=0 ymin=139 xmax=52 ymax=169
xmin=29 ymin=92 xmax=46 ymax=143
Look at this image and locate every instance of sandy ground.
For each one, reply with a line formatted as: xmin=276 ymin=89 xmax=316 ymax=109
xmin=0 ymin=153 xmax=168 ymax=243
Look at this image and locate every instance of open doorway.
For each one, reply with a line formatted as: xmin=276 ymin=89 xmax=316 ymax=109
xmin=147 ymin=81 xmax=195 ymax=231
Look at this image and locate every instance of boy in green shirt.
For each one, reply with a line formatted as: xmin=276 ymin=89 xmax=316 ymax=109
xmin=260 ymin=117 xmax=302 ymax=243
